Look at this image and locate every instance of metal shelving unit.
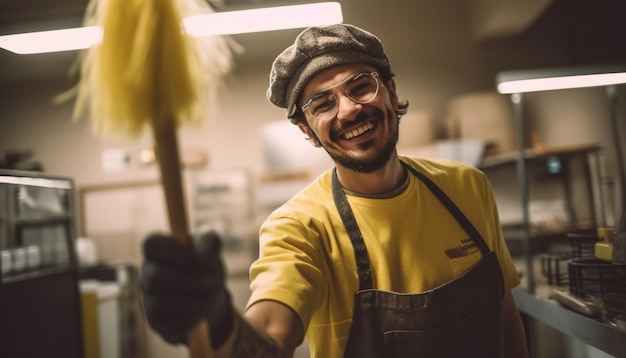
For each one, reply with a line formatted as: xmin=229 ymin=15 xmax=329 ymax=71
xmin=494 ymin=66 xmax=626 ymax=357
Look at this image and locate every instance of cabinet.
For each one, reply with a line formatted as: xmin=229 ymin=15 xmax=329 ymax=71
xmin=0 ymin=170 xmax=84 ymax=357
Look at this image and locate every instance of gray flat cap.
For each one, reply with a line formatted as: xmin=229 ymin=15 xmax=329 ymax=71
xmin=267 ymin=24 xmax=391 ymax=119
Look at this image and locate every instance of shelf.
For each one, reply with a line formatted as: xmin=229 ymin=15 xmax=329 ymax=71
xmin=7 ymin=215 xmax=72 ymax=224
xmin=2 ymin=264 xmax=72 ymax=284
xmin=479 ymin=143 xmax=601 ymax=169
xmin=513 ymin=288 xmax=626 ymax=357
xmin=502 ymin=225 xmax=596 ymax=241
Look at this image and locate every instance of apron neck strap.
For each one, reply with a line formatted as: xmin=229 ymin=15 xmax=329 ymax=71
xmin=401 ymin=161 xmax=491 ymax=256
xmin=332 ymin=168 xmax=374 ymax=290
xmin=332 ymin=161 xmax=492 ymax=291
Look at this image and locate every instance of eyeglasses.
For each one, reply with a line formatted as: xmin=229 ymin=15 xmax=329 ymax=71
xmin=301 ymin=72 xmax=380 ymax=121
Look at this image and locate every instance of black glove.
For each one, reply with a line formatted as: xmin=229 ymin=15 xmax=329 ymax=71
xmin=141 ymin=231 xmax=234 ymax=348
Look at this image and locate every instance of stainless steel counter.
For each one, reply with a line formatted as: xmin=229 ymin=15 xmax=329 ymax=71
xmin=513 ymin=287 xmax=626 ymax=357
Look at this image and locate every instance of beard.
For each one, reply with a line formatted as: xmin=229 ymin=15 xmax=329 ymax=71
xmin=316 ymin=106 xmax=399 ymax=173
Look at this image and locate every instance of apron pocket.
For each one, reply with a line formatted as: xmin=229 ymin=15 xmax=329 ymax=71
xmin=383 ymin=305 xmax=493 ymax=358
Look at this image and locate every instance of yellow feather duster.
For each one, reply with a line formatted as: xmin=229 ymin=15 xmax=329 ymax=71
xmin=74 ymin=0 xmax=234 ymax=137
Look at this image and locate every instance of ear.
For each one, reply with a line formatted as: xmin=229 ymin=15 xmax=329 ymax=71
xmin=386 ymin=79 xmax=399 ymax=109
xmin=297 ymin=122 xmax=322 ymax=147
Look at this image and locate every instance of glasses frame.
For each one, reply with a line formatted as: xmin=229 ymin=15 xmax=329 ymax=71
xmin=300 ymin=71 xmax=380 ymax=120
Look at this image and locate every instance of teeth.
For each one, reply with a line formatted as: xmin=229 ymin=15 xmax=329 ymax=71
xmin=343 ymin=122 xmax=374 ymax=139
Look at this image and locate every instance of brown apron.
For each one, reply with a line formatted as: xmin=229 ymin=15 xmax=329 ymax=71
xmin=334 ymin=162 xmax=505 ymax=358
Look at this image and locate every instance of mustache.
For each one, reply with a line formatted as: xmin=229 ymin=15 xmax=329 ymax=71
xmin=332 ymin=107 xmax=385 ymax=137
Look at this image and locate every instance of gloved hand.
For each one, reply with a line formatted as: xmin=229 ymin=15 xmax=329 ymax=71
xmin=141 ymin=230 xmax=234 ymax=348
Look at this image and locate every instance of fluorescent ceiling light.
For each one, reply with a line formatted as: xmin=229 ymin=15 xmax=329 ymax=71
xmin=184 ymin=2 xmax=343 ymax=36
xmin=0 ymin=2 xmax=342 ymax=55
xmin=0 ymin=26 xmax=103 ymax=55
xmin=497 ymin=65 xmax=626 ymax=94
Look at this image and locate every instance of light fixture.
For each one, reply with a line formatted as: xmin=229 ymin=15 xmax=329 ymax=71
xmin=496 ymin=65 xmax=626 ymax=94
xmin=184 ymin=2 xmax=343 ymax=36
xmin=495 ymin=64 xmax=626 ymax=293
xmin=0 ymin=2 xmax=343 ymax=55
xmin=0 ymin=26 xmax=103 ymax=55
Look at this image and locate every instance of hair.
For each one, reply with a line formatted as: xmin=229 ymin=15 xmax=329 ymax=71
xmin=289 ymin=67 xmax=409 ymax=125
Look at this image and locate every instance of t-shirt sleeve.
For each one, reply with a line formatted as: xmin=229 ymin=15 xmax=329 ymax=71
xmin=246 ymin=212 xmax=327 ymax=332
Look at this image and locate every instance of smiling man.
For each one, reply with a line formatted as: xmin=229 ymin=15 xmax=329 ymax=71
xmin=293 ymin=64 xmax=402 ymax=189
xmin=141 ymin=24 xmax=529 ymax=358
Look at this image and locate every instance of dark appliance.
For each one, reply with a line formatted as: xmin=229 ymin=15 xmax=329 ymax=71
xmin=0 ymin=170 xmax=84 ymax=358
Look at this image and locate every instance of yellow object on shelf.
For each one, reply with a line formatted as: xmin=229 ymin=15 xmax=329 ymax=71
xmin=81 ymin=287 xmax=101 ymax=358
xmin=597 ymin=227 xmax=615 ymax=243
xmin=595 ymin=241 xmax=614 ymax=262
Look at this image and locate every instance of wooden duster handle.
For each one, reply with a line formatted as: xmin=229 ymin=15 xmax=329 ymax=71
xmin=152 ymin=119 xmax=189 ymax=245
xmin=152 ymin=119 xmax=215 ymax=357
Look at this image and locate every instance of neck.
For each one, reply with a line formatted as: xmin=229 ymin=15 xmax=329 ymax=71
xmin=335 ymin=154 xmax=407 ymax=195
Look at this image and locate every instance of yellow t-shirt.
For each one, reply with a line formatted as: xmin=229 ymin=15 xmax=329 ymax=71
xmin=247 ymin=157 xmax=520 ymax=357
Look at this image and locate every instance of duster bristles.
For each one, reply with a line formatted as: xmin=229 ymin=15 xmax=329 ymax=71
xmin=73 ymin=0 xmax=234 ymax=137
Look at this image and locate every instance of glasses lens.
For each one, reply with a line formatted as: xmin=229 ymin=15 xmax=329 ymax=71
xmin=307 ymin=95 xmax=337 ymax=118
xmin=304 ymin=72 xmax=379 ymax=120
xmin=345 ymin=72 xmax=378 ymax=103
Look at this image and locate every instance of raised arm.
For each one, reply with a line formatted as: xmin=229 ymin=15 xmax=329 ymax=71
xmin=213 ymin=300 xmax=303 ymax=358
xmin=141 ymin=231 xmax=303 ymax=358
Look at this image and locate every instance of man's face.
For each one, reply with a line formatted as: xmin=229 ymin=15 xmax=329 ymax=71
xmin=297 ymin=64 xmax=400 ymax=173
